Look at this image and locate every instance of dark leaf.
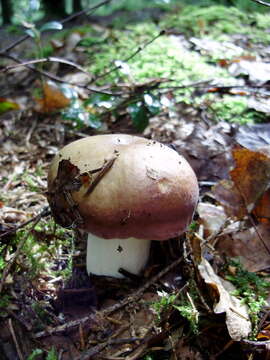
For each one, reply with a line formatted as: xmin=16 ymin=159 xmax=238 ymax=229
xmin=128 ymin=102 xmax=149 ymax=132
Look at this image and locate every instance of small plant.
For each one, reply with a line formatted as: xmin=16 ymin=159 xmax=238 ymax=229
xmin=151 ymin=290 xmax=177 ymax=321
xmin=174 ymin=295 xmax=199 ymax=335
xmin=225 ymin=259 xmax=270 ymax=337
xmin=151 ymin=282 xmax=199 ymax=334
xmin=27 ymin=347 xmax=58 ymax=360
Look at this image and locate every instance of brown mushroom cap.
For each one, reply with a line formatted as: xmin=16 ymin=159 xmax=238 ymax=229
xmin=47 ymin=134 xmax=199 ymax=240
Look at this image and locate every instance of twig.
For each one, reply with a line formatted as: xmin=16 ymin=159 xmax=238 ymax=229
xmin=0 ymin=207 xmax=50 ymax=239
xmin=251 ymin=0 xmax=270 ymax=6
xmin=1 ymin=56 xmax=91 ymax=76
xmin=0 ymin=0 xmax=114 ymax=53
xmin=75 ymin=337 xmax=141 ymax=360
xmin=0 ymin=52 xmax=121 ymax=96
xmin=84 ymin=157 xmax=117 ymax=197
xmin=158 ymin=82 xmax=270 ymax=94
xmin=0 ymin=209 xmax=47 ymax=293
xmin=34 ymin=255 xmax=184 ymax=338
xmin=8 ymin=318 xmax=24 ymax=360
xmin=61 ymin=0 xmax=113 ymax=25
xmin=90 ymin=30 xmax=165 ymax=84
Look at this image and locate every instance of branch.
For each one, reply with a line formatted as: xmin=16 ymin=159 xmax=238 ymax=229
xmin=0 ymin=52 xmax=122 ymax=96
xmin=1 ymin=56 xmax=90 ymax=76
xmin=89 ymin=30 xmax=165 ymax=84
xmin=250 ymin=0 xmax=270 ymax=6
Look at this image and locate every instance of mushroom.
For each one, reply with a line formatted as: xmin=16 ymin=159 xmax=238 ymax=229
xmin=47 ymin=134 xmax=199 ymax=278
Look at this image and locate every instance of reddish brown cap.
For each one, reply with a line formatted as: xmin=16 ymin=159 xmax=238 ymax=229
xmin=47 ymin=134 xmax=199 ymax=240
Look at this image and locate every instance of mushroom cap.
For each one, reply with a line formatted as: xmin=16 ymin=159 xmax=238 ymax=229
xmin=47 ymin=134 xmax=199 ymax=240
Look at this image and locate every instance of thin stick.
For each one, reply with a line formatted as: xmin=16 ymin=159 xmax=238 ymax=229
xmin=0 ymin=207 xmax=50 ymax=239
xmin=251 ymin=0 xmax=270 ymax=6
xmin=90 ymin=30 xmax=165 ymax=84
xmin=0 ymin=52 xmax=121 ymax=96
xmin=8 ymin=319 xmax=24 ymax=360
xmin=34 ymin=255 xmax=184 ymax=338
xmin=74 ymin=337 xmax=141 ymax=360
xmin=1 ymin=56 xmax=91 ymax=76
xmin=84 ymin=157 xmax=117 ymax=197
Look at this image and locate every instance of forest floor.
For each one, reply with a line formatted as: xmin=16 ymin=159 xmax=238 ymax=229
xmin=0 ymin=3 xmax=270 ymax=360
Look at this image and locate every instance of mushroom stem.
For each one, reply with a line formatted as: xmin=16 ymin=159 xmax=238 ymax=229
xmin=86 ymin=234 xmax=151 ymax=278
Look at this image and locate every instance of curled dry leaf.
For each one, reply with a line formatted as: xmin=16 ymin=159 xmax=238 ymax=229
xmin=198 ymin=258 xmax=251 ymax=341
xmin=35 ymin=81 xmax=70 ymax=113
xmin=197 ymin=202 xmax=227 ymax=238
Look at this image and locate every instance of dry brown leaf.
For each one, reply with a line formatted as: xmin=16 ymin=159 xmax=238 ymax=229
xmin=198 ymin=258 xmax=251 ymax=340
xmin=230 ymin=147 xmax=270 ymax=213
xmin=212 ymin=146 xmax=270 ymax=219
xmin=217 ymin=223 xmax=270 ymax=272
xmin=35 ymin=81 xmax=70 ymax=113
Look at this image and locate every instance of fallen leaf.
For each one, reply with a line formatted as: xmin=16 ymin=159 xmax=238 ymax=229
xmin=198 ymin=258 xmax=251 ymax=340
xmin=230 ymin=147 xmax=270 ymax=215
xmin=197 ymin=202 xmax=227 ymax=238
xmin=236 ymin=124 xmax=270 ymax=150
xmin=216 ymin=223 xmax=270 ymax=272
xmin=35 ymin=81 xmax=70 ymax=113
xmin=212 ymin=146 xmax=270 ymax=218
xmin=0 ymin=97 xmax=20 ymax=114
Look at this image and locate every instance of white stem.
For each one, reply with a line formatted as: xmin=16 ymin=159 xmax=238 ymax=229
xmin=86 ymin=234 xmax=151 ymax=278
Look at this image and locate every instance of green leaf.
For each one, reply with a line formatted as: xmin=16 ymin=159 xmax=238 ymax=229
xmin=86 ymin=93 xmax=116 ymax=107
xmin=28 ymin=0 xmax=40 ymax=12
xmin=61 ymin=100 xmax=102 ymax=129
xmin=128 ymin=102 xmax=149 ymax=132
xmin=144 ymin=94 xmax=161 ymax=115
xmin=40 ymin=21 xmax=63 ymax=33
xmin=26 ymin=349 xmax=43 ymax=360
xmin=88 ymin=113 xmax=102 ymax=129
xmin=61 ymin=100 xmax=86 ymax=128
xmin=25 ymin=28 xmax=38 ymax=38
xmin=46 ymin=347 xmax=58 ymax=360
xmin=0 ymin=99 xmax=19 ymax=114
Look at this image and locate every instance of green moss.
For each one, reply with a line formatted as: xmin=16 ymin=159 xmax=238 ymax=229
xmin=87 ymin=22 xmax=229 ymax=86
xmin=225 ymin=259 xmax=270 ymax=338
xmin=206 ymin=94 xmax=264 ymax=124
xmin=83 ymin=5 xmax=268 ymax=126
xmin=161 ymin=5 xmax=270 ymax=43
